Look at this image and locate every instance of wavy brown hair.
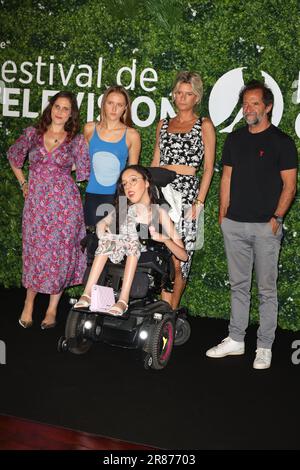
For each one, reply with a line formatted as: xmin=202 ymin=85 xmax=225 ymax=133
xmin=35 ymin=91 xmax=80 ymax=140
xmin=100 ymin=85 xmax=133 ymax=127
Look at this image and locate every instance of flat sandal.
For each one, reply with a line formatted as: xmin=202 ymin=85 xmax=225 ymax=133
xmin=74 ymin=294 xmax=91 ymax=309
xmin=108 ymin=300 xmax=128 ymax=316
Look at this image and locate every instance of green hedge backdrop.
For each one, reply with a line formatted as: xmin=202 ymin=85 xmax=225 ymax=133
xmin=0 ymin=0 xmax=299 ymax=329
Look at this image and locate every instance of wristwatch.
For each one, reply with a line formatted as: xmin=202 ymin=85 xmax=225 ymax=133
xmin=272 ymin=214 xmax=283 ymax=224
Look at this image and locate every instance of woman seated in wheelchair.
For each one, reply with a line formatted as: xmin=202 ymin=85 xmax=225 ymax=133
xmin=74 ymin=164 xmax=187 ymax=315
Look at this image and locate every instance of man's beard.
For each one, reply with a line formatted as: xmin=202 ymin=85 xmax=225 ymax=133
xmin=244 ymin=113 xmax=262 ymax=126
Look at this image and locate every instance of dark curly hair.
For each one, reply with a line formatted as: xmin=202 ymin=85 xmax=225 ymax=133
xmin=35 ymin=91 xmax=80 ymax=140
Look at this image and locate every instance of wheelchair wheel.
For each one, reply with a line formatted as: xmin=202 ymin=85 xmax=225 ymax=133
xmin=149 ymin=315 xmax=174 ymax=370
xmin=65 ymin=309 xmax=93 ymax=355
xmin=174 ymin=317 xmax=191 ymax=346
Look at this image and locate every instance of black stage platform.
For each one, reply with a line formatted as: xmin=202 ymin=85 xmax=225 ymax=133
xmin=0 ymin=288 xmax=299 ymax=450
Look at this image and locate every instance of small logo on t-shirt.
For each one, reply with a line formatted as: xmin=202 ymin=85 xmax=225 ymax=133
xmin=259 ymin=149 xmax=265 ymax=157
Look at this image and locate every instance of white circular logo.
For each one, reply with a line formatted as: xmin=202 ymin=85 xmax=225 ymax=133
xmin=92 ymin=151 xmax=120 ymax=186
xmin=208 ymin=67 xmax=284 ymax=133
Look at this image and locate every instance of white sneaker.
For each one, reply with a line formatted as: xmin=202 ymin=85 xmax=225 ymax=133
xmin=253 ymin=348 xmax=272 ymax=369
xmin=206 ymin=337 xmax=245 ymax=358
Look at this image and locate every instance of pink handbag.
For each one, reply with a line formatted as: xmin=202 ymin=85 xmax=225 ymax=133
xmin=90 ymin=284 xmax=115 ymax=312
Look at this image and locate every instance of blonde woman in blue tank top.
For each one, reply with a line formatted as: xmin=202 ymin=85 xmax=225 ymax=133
xmin=151 ymin=71 xmax=216 ymax=309
xmin=82 ymin=86 xmax=141 ymax=273
xmin=83 ymin=85 xmax=141 ymax=227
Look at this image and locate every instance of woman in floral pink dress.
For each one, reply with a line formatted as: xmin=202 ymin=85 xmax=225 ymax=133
xmin=8 ymin=91 xmax=90 ymax=329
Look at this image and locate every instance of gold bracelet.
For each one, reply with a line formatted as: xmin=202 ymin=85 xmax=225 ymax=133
xmin=194 ymin=199 xmax=204 ymax=206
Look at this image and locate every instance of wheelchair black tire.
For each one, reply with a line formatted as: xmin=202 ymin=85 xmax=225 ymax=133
xmin=149 ymin=315 xmax=174 ymax=370
xmin=174 ymin=317 xmax=191 ymax=346
xmin=65 ymin=309 xmax=93 ymax=355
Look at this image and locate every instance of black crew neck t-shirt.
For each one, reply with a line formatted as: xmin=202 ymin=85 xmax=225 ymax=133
xmin=222 ymin=124 xmax=298 ymax=222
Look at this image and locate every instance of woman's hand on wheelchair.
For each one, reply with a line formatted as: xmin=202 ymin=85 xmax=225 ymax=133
xmin=96 ymin=220 xmax=109 ymax=238
xmin=149 ymin=225 xmax=167 ymax=243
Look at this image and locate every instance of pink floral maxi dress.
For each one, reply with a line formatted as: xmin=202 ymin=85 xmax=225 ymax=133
xmin=7 ymin=126 xmax=90 ymax=294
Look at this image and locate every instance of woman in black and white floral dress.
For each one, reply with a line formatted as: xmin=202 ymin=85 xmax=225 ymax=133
xmin=151 ymin=71 xmax=216 ymax=309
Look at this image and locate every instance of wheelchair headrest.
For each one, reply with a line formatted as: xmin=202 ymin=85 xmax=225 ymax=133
xmin=146 ymin=167 xmax=176 ymax=187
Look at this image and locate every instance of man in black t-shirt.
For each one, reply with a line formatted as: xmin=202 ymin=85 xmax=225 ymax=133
xmin=206 ymin=80 xmax=298 ymax=369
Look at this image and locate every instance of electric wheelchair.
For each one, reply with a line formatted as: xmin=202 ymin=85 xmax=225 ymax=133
xmin=58 ymin=168 xmax=191 ymax=370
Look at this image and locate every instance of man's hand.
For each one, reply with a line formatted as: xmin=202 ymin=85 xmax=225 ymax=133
xmin=269 ymin=217 xmax=280 ymax=235
xmin=219 ymin=212 xmax=227 ymax=225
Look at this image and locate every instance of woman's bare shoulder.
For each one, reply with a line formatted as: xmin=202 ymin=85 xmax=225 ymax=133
xmin=84 ymin=121 xmax=96 ymax=131
xmin=201 ymin=116 xmax=214 ymax=129
xmin=126 ymin=127 xmax=141 ymax=143
xmin=127 ymin=127 xmax=140 ymax=137
xmin=84 ymin=121 xmax=97 ymax=140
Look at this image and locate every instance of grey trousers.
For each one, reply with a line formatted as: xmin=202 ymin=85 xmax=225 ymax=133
xmin=221 ymin=218 xmax=283 ymax=349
